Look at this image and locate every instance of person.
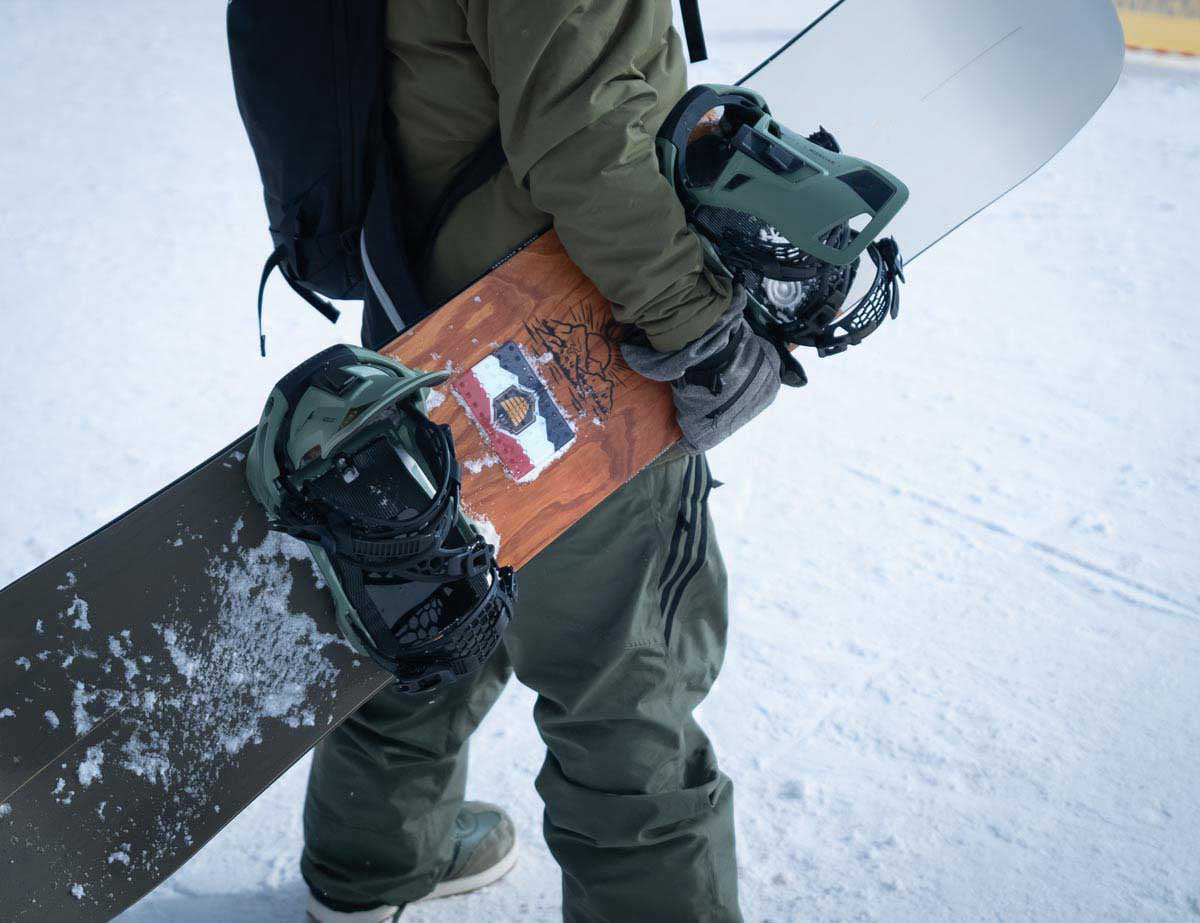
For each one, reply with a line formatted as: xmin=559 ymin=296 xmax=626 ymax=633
xmin=301 ymin=2 xmax=782 ymax=920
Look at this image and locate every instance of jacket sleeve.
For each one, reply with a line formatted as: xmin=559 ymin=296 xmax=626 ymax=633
xmin=460 ymin=0 xmax=732 ymax=352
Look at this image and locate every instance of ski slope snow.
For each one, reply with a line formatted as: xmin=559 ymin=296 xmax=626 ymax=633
xmin=2 ymin=3 xmax=1198 ymax=921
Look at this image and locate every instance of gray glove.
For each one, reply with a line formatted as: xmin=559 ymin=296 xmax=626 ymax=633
xmin=621 ymin=287 xmax=782 ymax=453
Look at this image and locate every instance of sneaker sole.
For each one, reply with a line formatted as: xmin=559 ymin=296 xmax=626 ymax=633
xmin=416 ymin=836 xmax=519 ymax=901
xmin=305 ymin=898 xmax=402 ymax=923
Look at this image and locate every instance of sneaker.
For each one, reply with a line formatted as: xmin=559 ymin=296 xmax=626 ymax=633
xmin=305 ymin=801 xmax=517 ymax=921
xmin=305 ymin=896 xmax=402 ymax=923
xmin=417 ymin=800 xmax=519 ymax=901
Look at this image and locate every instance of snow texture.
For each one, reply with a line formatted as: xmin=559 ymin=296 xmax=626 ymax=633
xmin=106 ymin=529 xmax=343 ymax=793
xmin=68 ymin=596 xmax=91 ymax=630
xmin=423 ymin=387 xmax=447 ymax=411
xmin=465 ymin=510 xmax=503 ymax=556
xmin=7 ymin=520 xmax=346 ymax=883
xmin=464 ymin=453 xmax=500 ymax=475
xmin=77 ymin=745 xmax=105 ymax=788
xmin=1 ymin=2 xmax=1198 ymax=921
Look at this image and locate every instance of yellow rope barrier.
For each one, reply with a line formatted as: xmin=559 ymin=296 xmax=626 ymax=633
xmin=1115 ymin=0 xmax=1200 ymax=55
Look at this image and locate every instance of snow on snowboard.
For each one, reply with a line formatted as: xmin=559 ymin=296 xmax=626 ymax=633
xmin=0 ymin=1 xmax=1123 ymax=918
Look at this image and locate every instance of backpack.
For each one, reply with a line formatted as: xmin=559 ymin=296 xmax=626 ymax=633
xmin=227 ymin=0 xmax=707 ymax=355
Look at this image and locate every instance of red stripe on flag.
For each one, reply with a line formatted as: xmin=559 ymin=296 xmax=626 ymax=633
xmin=453 ymin=370 xmax=534 ymax=480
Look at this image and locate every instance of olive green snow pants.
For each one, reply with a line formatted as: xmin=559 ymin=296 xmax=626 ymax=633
xmin=301 ymin=453 xmax=742 ymax=922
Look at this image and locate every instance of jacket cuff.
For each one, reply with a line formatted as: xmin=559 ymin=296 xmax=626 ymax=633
xmin=643 ymin=269 xmax=735 ymax=353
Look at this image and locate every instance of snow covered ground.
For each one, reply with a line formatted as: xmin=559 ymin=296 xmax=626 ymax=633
xmin=3 ymin=2 xmax=1199 ymax=921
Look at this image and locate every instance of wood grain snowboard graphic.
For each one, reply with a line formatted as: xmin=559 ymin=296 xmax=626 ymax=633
xmin=0 ymin=232 xmax=678 ymax=921
xmin=383 ymin=232 xmax=679 ymax=569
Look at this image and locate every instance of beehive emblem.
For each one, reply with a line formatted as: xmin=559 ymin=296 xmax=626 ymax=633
xmin=493 ymin=385 xmax=537 ymax=435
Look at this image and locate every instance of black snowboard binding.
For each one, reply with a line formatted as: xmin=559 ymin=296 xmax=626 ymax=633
xmin=246 ymin=344 xmax=515 ymax=694
xmin=655 ymin=84 xmax=909 ymax=382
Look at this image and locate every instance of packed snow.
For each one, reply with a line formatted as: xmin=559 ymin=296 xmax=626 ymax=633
xmin=68 ymin=596 xmax=91 ymax=630
xmin=465 ymin=511 xmax=504 ymax=556
xmin=1 ymin=2 xmax=1198 ymax=921
xmin=78 ymin=745 xmax=105 ymax=788
xmin=65 ymin=526 xmax=343 ymax=831
xmin=463 ymin=453 xmax=501 ymax=476
xmin=423 ymin=388 xmax=447 ymax=411
xmin=109 ymin=849 xmax=133 ymax=867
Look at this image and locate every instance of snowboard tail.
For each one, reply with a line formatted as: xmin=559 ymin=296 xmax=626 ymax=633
xmin=0 ymin=233 xmax=676 ymax=920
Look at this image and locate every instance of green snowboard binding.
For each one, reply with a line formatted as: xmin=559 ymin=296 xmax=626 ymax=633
xmin=656 ymin=84 xmax=909 ymax=382
xmin=247 ymin=344 xmax=515 ymax=695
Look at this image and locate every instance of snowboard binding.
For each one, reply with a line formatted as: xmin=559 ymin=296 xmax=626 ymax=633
xmin=247 ymin=344 xmax=515 ymax=695
xmin=656 ymin=84 xmax=909 ymax=378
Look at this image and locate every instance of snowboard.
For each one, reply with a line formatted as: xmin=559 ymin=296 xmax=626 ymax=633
xmin=0 ymin=1 xmax=1124 ymax=919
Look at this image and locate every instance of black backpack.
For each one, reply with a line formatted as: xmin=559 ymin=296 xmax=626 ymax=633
xmin=227 ymin=0 xmax=707 ymax=354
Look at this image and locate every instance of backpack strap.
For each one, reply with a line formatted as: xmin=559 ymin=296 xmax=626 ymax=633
xmin=416 ymin=131 xmax=509 ymax=275
xmin=680 ymin=0 xmax=708 ymax=64
xmin=257 ymin=242 xmax=342 ymax=357
xmin=360 ymin=153 xmax=428 ymax=342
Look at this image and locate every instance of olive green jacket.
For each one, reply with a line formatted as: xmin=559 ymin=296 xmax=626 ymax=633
xmin=384 ymin=0 xmax=732 ymax=351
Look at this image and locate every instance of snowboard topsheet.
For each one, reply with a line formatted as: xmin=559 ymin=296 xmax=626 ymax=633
xmin=0 ymin=1 xmax=1124 ymax=918
xmin=743 ymin=0 xmax=1126 ymax=265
